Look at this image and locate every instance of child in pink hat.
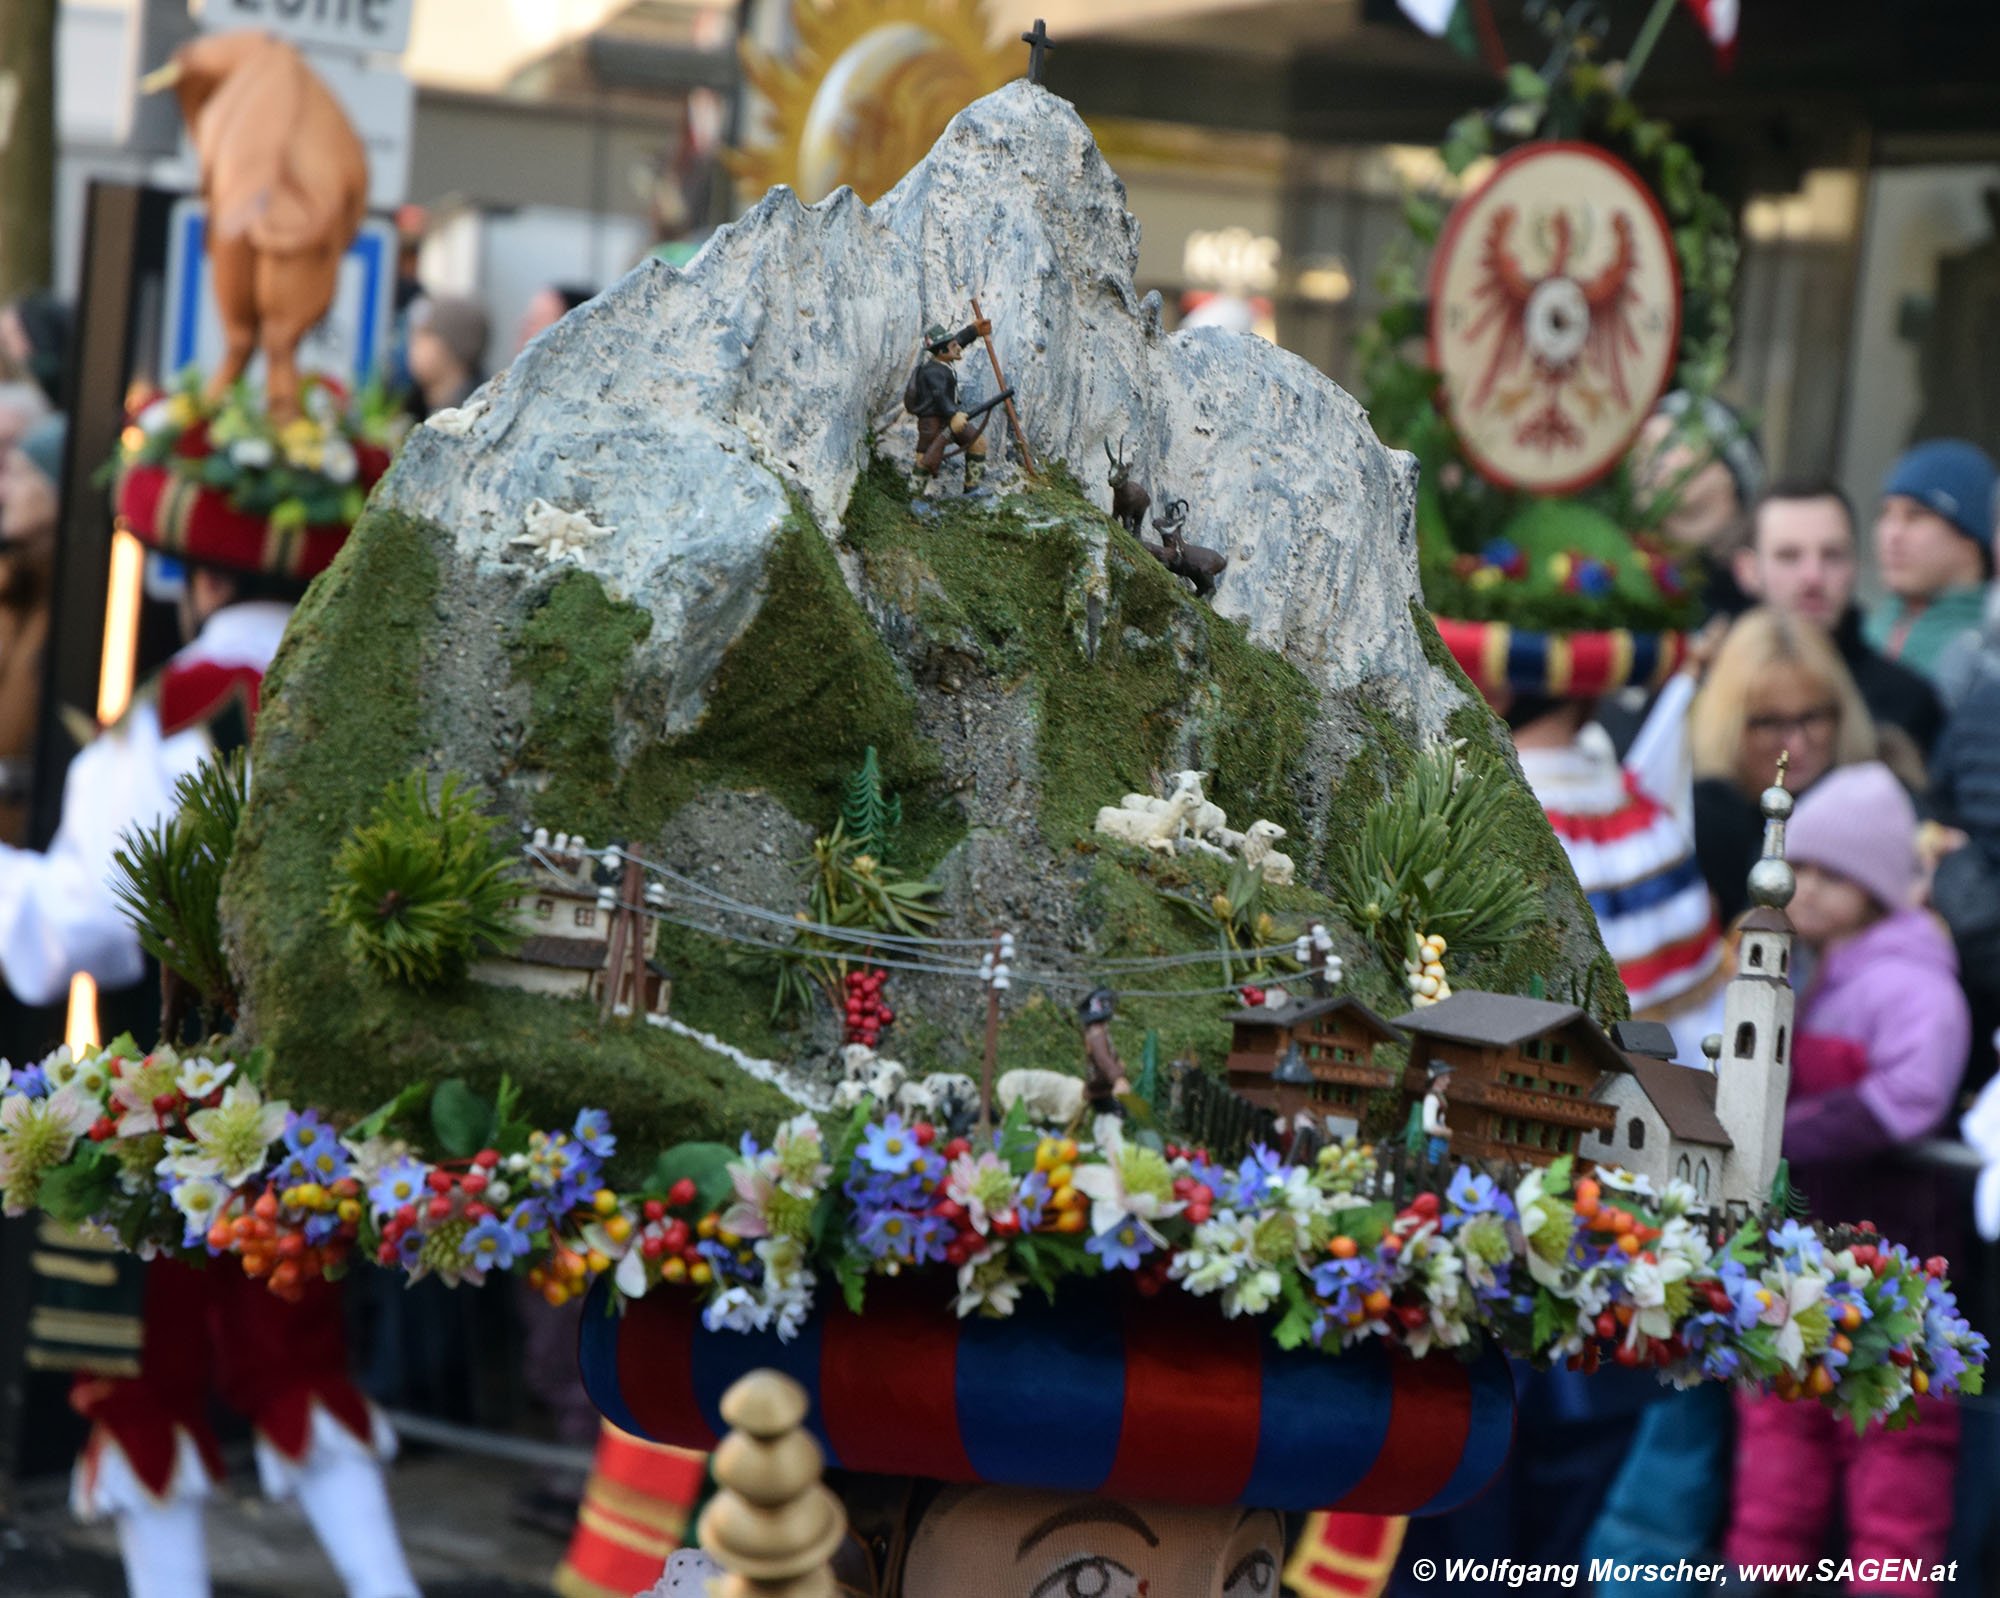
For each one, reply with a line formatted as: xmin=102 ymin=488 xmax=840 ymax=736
xmin=1724 ymin=761 xmax=1970 ymax=1593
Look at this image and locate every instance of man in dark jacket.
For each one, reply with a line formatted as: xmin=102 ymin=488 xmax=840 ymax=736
xmin=905 ymin=318 xmax=991 ymax=498
xmin=1735 ymin=477 xmax=1943 ymax=757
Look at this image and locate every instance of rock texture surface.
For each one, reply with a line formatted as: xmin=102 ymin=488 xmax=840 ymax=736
xmin=383 ymin=81 xmax=1442 ymax=732
xmin=225 ymin=83 xmax=1614 ymax=1150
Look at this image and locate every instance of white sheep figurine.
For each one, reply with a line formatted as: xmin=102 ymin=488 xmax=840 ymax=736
xmin=1095 ymin=769 xmax=1207 ymax=855
xmin=995 ymin=1068 xmax=1087 ymax=1127
xmin=1119 ymin=770 xmax=1227 ymax=840
xmin=1240 ymin=818 xmax=1295 ymax=887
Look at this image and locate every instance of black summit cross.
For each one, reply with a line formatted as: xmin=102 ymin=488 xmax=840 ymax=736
xmin=1021 ymin=18 xmax=1054 ymax=83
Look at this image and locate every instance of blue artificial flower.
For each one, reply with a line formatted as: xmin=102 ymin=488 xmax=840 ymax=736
xmin=462 ymin=1215 xmax=525 ymax=1271
xmin=369 ymin=1156 xmax=431 ymax=1217
xmin=1574 ymin=560 xmax=1615 ymax=598
xmin=910 ymin=1213 xmax=954 ymax=1266
xmin=1086 ymin=1220 xmax=1151 ymax=1273
xmin=573 ymin=1108 xmax=616 ymax=1161
xmin=397 ymin=1228 xmax=426 ymax=1270
xmin=1311 ymin=1256 xmax=1375 ymax=1321
xmin=858 ymin=1207 xmax=919 ymax=1262
xmin=1766 ymin=1220 xmax=1823 ymax=1271
xmin=1233 ymin=1145 xmax=1284 ymax=1204
xmin=1015 ymin=1170 xmax=1051 ymax=1231
xmin=859 ymin=1117 xmax=922 ymax=1177
xmin=505 ymin=1199 xmax=546 ymax=1241
xmin=1443 ymin=1169 xmax=1512 ymax=1230
xmin=303 ymin=1213 xmax=340 ymax=1245
xmin=284 ymin=1110 xmax=333 ymax=1157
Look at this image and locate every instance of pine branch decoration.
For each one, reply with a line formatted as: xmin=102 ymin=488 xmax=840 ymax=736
xmin=111 ymin=750 xmax=249 ymax=1026
xmin=1329 ymin=745 xmax=1540 ymax=976
xmin=327 ymin=772 xmax=522 ymax=988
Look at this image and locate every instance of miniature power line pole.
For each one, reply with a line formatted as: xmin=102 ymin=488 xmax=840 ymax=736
xmin=976 ymin=930 xmax=1014 ymax=1136
xmin=970 ymin=293 xmax=1036 ymax=478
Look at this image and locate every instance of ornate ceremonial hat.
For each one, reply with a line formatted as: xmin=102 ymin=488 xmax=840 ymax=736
xmin=111 ymin=380 xmax=398 ymax=581
xmin=581 ymin=1279 xmax=1515 ymax=1517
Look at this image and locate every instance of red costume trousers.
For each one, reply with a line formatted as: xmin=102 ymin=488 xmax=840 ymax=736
xmin=71 ymin=1257 xmax=378 ymax=1508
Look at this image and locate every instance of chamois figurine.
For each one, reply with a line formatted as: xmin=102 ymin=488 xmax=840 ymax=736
xmin=1142 ymin=497 xmax=1187 ymax=567
xmin=1106 ymin=437 xmax=1150 ymax=536
xmin=1160 ymin=504 xmax=1228 ymax=600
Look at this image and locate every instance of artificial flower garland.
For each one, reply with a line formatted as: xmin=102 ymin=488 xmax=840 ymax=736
xmin=113 ymin=372 xmax=405 ymax=534
xmin=0 ymin=1039 xmax=1983 ymax=1429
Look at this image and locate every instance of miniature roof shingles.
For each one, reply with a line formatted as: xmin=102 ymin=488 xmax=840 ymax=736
xmin=1224 ymin=994 xmax=1404 ymax=1043
xmin=515 ymin=935 xmax=610 ymax=970
xmin=1392 ymin=991 xmax=1627 ymax=1076
xmin=1611 ymin=1057 xmax=1734 ymax=1149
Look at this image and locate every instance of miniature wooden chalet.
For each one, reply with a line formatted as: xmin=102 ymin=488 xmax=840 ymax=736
xmin=1391 ymin=991 xmax=1621 ymax=1165
xmin=471 ymin=834 xmax=672 ymax=1020
xmin=1225 ymin=994 xmax=1403 ymax=1137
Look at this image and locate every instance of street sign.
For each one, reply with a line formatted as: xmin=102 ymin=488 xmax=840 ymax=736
xmin=160 ymin=199 xmax=397 ymax=391
xmin=193 ymin=0 xmax=414 ymax=57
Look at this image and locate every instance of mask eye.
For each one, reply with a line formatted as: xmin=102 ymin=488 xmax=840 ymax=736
xmin=1225 ymin=1549 xmax=1278 ymax=1595
xmin=1029 ymin=1556 xmax=1140 ymax=1598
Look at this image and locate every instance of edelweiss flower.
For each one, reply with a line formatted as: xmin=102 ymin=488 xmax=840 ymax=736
xmin=0 ymin=1088 xmax=97 ymax=1213
xmin=181 ymin=1082 xmax=289 ymax=1186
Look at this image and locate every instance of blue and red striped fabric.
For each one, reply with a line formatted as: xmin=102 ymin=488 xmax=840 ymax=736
xmin=579 ymin=1281 xmax=1515 ymax=1517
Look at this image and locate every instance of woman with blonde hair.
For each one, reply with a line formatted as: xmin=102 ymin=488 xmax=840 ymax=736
xmin=1690 ymin=606 xmax=1878 ymax=920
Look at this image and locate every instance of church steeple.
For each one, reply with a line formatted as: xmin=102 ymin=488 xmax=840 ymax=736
xmin=1712 ymin=756 xmax=1796 ymax=1209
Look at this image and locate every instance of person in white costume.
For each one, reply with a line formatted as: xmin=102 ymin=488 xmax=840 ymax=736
xmin=1 ymin=553 xmax=418 ymax=1598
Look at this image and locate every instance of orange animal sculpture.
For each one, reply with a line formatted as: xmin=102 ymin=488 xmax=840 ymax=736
xmin=141 ymin=32 xmax=369 ymax=424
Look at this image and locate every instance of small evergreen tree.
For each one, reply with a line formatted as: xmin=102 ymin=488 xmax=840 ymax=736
xmin=840 ymin=747 xmax=902 ymax=864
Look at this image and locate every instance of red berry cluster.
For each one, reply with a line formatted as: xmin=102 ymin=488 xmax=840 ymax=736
xmin=843 ymin=969 xmax=895 ymax=1046
xmin=1170 ymin=1174 xmax=1215 ymax=1226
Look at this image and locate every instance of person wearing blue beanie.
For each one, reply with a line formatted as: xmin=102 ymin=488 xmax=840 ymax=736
xmin=1866 ymin=438 xmax=1998 ymax=685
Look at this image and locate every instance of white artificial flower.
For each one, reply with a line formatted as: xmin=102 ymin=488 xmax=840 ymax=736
xmin=176 ymin=1058 xmax=235 ymax=1099
xmin=1757 ymin=1268 xmax=1827 ymax=1368
xmin=614 ymin=1247 xmax=650 ymax=1300
xmin=180 ymin=1081 xmax=288 ymax=1186
xmin=137 ymin=399 xmax=174 ymax=435
xmin=1069 ymin=1125 xmax=1183 ymax=1243
xmin=172 ymin=1176 xmax=231 ymax=1236
xmin=41 ymin=1046 xmax=78 ymax=1091
xmin=228 ymin=437 xmax=275 ymax=470
xmin=954 ymin=1246 xmax=1024 ymax=1319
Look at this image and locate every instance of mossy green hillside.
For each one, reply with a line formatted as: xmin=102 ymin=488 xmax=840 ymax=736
xmin=508 ymin=507 xmax=957 ymax=864
xmin=227 ymin=505 xmax=799 ymax=1154
xmin=841 ymin=457 xmax=1319 ymax=848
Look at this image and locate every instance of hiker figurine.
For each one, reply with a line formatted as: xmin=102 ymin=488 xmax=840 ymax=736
xmin=905 ymin=317 xmax=995 ymax=499
xmin=1078 ymin=987 xmax=1133 ymax=1112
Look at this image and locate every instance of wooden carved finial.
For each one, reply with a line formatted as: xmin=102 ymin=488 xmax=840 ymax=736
xmin=696 ymin=1370 xmax=845 ymax=1598
xmin=1775 ymin=749 xmax=1790 ymax=786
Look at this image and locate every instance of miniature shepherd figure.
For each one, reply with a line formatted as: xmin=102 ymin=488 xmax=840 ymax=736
xmin=1078 ymin=987 xmax=1133 ymax=1112
xmin=905 ymin=318 xmax=994 ymax=498
xmin=1422 ymin=1063 xmax=1453 ymax=1163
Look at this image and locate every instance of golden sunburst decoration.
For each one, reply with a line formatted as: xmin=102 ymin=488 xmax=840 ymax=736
xmin=732 ymin=0 xmax=1018 ymax=204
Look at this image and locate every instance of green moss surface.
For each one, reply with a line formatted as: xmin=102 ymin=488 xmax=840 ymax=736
xmin=842 ymin=458 xmax=1318 ymax=847
xmin=508 ymin=508 xmax=955 ymax=860
xmin=226 ymin=505 xmax=800 ymax=1156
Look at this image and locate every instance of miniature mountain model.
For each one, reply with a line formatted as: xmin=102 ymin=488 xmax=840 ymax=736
xmin=224 ymin=83 xmax=1615 ymax=1151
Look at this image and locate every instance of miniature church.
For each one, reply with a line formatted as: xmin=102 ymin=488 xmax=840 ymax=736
xmin=1586 ymin=765 xmax=1796 ymax=1208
